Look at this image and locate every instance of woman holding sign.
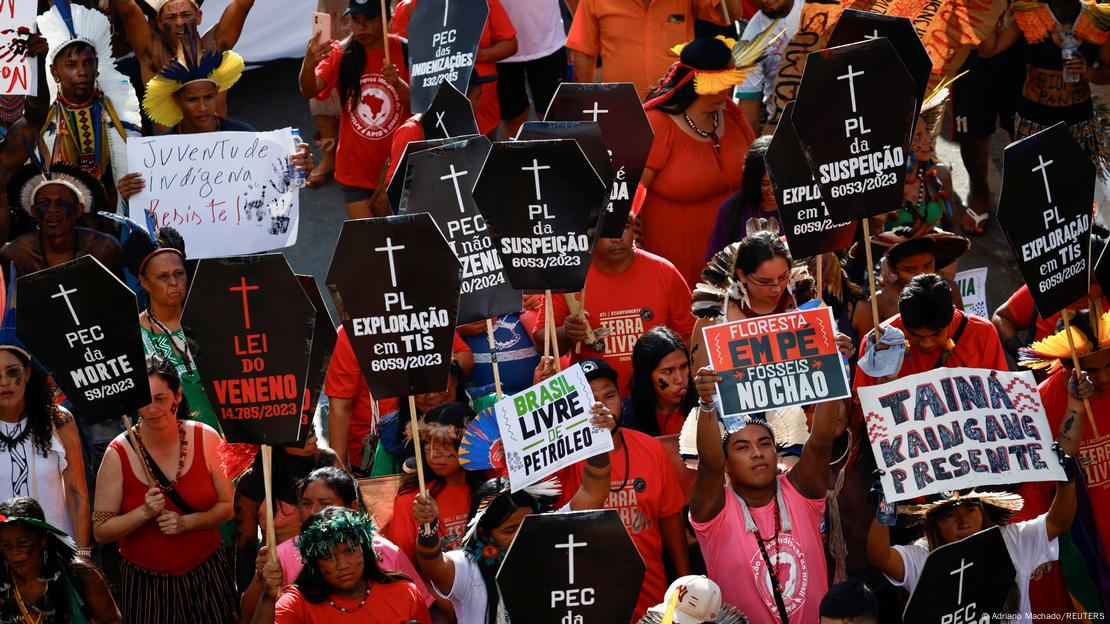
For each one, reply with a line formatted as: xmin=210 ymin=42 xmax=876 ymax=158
xmin=0 ymin=331 xmax=90 ymax=553
xmin=92 ymin=356 xmax=236 ymax=624
xmin=410 ymin=405 xmax=616 ymax=624
xmin=689 ymin=221 xmax=815 ymax=373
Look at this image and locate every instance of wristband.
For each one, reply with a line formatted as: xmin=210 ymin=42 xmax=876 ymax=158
xmin=1064 ymin=455 xmax=1082 ymax=483
xmin=699 ymin=399 xmax=716 ymax=413
xmin=417 ymin=519 xmax=439 ymax=541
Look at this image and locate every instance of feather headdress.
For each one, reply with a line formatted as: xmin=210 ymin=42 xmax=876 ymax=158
xmin=295 ymin=508 xmax=379 ymax=562
xmin=461 ymin=477 xmax=561 ymax=546
xmin=645 ymin=27 xmax=782 ymax=109
xmin=1019 ymin=310 xmax=1110 ymax=374
xmin=8 ymin=141 xmax=106 ymax=217
xmin=143 ymin=28 xmax=244 ymax=127
xmin=37 ymin=1 xmax=141 ymax=128
xmin=458 ymin=407 xmax=507 ymax=475
xmin=691 ymin=218 xmax=812 ymax=319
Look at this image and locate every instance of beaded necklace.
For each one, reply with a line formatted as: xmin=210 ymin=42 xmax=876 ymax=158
xmin=683 ymin=111 xmax=721 ymax=153
xmin=327 ymin=584 xmax=371 ymax=613
xmin=134 ymin=420 xmax=187 ymax=491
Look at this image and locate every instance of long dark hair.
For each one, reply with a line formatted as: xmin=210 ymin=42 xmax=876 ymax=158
xmin=4 ymin=348 xmax=65 ymax=458
xmin=398 ymin=402 xmax=485 ymax=498
xmin=338 ymin=37 xmax=368 ymax=110
xmin=465 ymin=478 xmax=555 ymax=624
xmin=644 ymin=37 xmax=732 ymax=114
xmin=294 ymin=507 xmax=409 ymax=604
xmin=299 ymin=466 xmax=361 ymax=509
xmin=722 ymin=135 xmax=773 ymax=245
xmin=145 ymin=353 xmax=191 ymax=419
xmin=736 ymin=230 xmax=792 ymax=276
xmin=629 ymin=327 xmax=697 ymax=436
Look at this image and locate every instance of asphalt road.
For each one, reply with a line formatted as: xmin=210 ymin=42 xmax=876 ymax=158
xmin=228 ymin=58 xmax=1025 ymax=326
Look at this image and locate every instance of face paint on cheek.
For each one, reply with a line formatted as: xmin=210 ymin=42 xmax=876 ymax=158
xmin=657 ymin=378 xmax=669 ymax=391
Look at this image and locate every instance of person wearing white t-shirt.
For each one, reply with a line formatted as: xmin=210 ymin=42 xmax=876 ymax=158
xmin=866 ymin=372 xmax=1090 ymax=624
xmin=411 ymin=404 xmax=616 ymax=624
xmin=735 ymin=0 xmax=801 ymax=133
xmin=497 ymin=0 xmax=569 ymax=137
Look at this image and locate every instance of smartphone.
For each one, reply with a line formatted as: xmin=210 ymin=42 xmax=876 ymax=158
xmin=312 ymin=12 xmax=331 ymax=44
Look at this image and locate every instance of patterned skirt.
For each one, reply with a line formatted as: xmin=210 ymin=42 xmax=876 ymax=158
xmin=120 ymin=549 xmax=238 ymax=623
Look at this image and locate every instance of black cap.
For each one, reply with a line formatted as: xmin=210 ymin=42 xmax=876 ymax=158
xmin=345 ymin=0 xmax=384 ymax=18
xmin=579 ymin=358 xmax=618 ymax=384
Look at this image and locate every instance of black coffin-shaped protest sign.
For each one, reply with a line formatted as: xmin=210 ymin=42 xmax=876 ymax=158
xmin=387 ymin=136 xmax=477 ymax=213
xmin=792 ymin=38 xmax=916 ymax=221
xmin=766 ymin=101 xmax=857 ymax=258
xmin=516 ymin=121 xmax=615 ymax=199
xmin=407 ymin=0 xmax=488 ymax=114
xmin=400 ymin=136 xmax=521 ymax=323
xmin=903 ymin=527 xmax=1016 ymax=624
xmin=473 ymin=139 xmax=607 ymax=293
xmin=296 ymin=275 xmax=337 ymax=444
xmin=498 ymin=510 xmax=645 ymax=624
xmin=998 ymin=122 xmax=1094 ymax=318
xmin=421 ymin=81 xmax=479 ymax=140
xmin=182 ymin=254 xmax=315 ymax=446
xmin=544 ymin=83 xmax=654 ymax=238
xmin=826 ymin=10 xmax=931 ymax=124
xmin=16 ymin=256 xmax=149 ymax=423
xmin=326 ymin=213 xmax=461 ymax=398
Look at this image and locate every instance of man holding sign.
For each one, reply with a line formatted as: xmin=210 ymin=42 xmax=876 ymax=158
xmin=688 ymin=359 xmax=847 ymax=622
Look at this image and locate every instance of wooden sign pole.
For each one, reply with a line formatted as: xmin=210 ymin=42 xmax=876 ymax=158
xmin=485 ymin=318 xmax=504 ymax=400
xmin=379 ymin=0 xmax=391 ymax=64
xmin=121 ymin=413 xmax=154 ymax=486
xmin=409 ymin=396 xmax=430 ymax=531
xmin=1061 ymin=313 xmax=1100 ymax=437
xmin=861 ymin=219 xmax=884 ymax=340
xmin=545 ymin=289 xmax=562 ymax=372
xmin=261 ymin=444 xmax=278 ymax=563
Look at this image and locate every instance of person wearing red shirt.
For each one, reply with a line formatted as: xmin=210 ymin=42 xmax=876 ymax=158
xmin=390 ymin=0 xmax=518 ymax=137
xmin=533 ymin=216 xmax=696 ymax=397
xmin=1014 ymin=309 xmax=1110 ymax=617
xmin=854 ymin=274 xmax=1008 ymax=393
xmin=323 ymin=327 xmax=472 ymax=475
xmin=300 ymin=0 xmax=411 ymax=219
xmin=558 ymin=359 xmax=689 ymax=622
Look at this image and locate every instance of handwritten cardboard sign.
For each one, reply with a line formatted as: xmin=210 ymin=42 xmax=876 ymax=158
xmin=182 ymin=254 xmax=315 ymax=445
xmin=126 ymin=129 xmax=299 ymax=259
xmin=495 ymin=364 xmax=613 ymax=492
xmin=765 ymin=101 xmax=856 ymax=258
xmin=326 ymin=213 xmax=461 ymax=398
xmin=703 ymin=307 xmax=849 ymax=418
xmin=16 ymin=256 xmax=149 ymax=422
xmin=400 ymin=136 xmax=520 ymax=323
xmin=407 ymin=0 xmax=488 ymax=114
xmin=998 ymin=122 xmax=1095 ymax=318
xmin=860 ymin=368 xmax=1066 ymax=503
xmin=544 ymin=82 xmax=654 ymax=238
xmin=0 ymin=1 xmax=36 ymax=95
xmin=791 ymin=38 xmax=916 ymax=221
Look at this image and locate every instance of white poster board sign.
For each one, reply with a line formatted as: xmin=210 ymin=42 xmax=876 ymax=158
xmin=127 ymin=128 xmax=299 ymax=259
xmin=496 ymin=364 xmax=613 ymax=492
xmin=860 ymin=367 xmax=1065 ymax=503
xmin=1 ymin=1 xmax=37 ymax=95
xmin=955 ymin=267 xmax=988 ymax=318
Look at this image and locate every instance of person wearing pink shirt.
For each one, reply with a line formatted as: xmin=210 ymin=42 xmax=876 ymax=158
xmin=688 ymin=364 xmax=848 ymax=623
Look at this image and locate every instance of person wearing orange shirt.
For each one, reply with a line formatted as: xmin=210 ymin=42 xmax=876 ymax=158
xmin=532 ymin=215 xmax=696 ymax=397
xmin=390 ymin=0 xmax=518 ymax=137
xmin=558 ymin=359 xmax=689 ymax=622
xmin=638 ymin=37 xmax=755 ymax=287
xmin=566 ymin=0 xmax=743 ymax=98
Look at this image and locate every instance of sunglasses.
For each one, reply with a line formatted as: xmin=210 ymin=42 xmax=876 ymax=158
xmin=0 ymin=365 xmax=24 ymax=383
